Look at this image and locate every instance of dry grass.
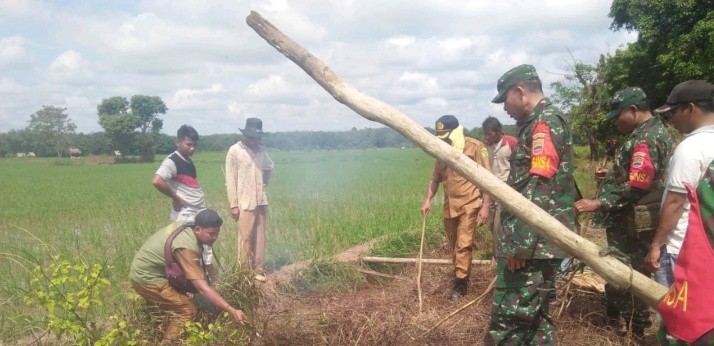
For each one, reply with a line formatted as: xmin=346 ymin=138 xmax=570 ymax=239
xmin=251 ymin=240 xmax=659 ymax=346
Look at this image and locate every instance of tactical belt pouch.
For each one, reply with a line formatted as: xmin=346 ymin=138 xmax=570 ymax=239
xmin=626 ymin=187 xmax=664 ymax=240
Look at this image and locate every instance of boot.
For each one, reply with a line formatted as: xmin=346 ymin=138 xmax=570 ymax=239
xmin=450 ymin=278 xmax=468 ymax=301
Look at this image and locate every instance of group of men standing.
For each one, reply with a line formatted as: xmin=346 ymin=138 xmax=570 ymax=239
xmin=130 ymin=118 xmax=273 ymax=342
xmin=124 ymin=62 xmax=714 ymax=344
xmin=423 ymin=64 xmax=714 ymax=345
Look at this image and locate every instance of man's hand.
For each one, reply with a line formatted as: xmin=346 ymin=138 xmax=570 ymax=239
xmin=574 ymin=199 xmax=601 ymax=213
xmin=595 ymin=167 xmax=608 ymax=182
xmin=230 ymin=207 xmax=241 ymax=221
xmin=505 ymin=255 xmax=526 ymax=271
xmin=644 ymin=245 xmax=661 ymax=273
xmin=420 ymin=200 xmax=430 ymax=217
xmin=476 ymin=207 xmax=489 ymax=226
xmin=228 ymin=307 xmax=247 ymax=325
xmin=172 ymin=196 xmax=186 ymax=211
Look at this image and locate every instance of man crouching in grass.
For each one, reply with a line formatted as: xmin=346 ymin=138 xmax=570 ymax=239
xmin=129 ymin=208 xmax=247 ymax=343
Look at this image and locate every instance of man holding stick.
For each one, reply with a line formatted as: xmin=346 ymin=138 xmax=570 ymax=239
xmin=420 ymin=114 xmax=491 ymax=301
xmin=488 ymin=64 xmax=578 ymax=345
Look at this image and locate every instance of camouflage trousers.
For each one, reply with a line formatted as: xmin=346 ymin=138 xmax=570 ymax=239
xmin=604 ymin=226 xmax=652 ymax=330
xmin=489 ymin=258 xmax=560 ymax=345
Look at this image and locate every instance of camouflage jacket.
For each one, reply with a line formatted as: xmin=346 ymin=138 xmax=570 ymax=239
xmin=593 ymin=116 xmax=673 ymax=228
xmin=499 ymin=98 xmax=577 ymax=260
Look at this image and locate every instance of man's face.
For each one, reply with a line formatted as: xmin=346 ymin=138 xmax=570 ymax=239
xmin=613 ymin=106 xmax=637 ymax=134
xmin=502 ymin=86 xmax=529 ymax=121
xmin=176 ymin=137 xmax=197 ymax=157
xmin=483 ymin=130 xmax=502 ymax=145
xmin=668 ymin=103 xmax=694 ymax=134
xmin=244 ymin=135 xmax=261 ymax=149
xmin=194 ymin=226 xmax=220 ymax=246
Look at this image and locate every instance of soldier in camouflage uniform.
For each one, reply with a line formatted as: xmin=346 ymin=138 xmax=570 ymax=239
xmin=575 ymin=87 xmax=673 ymax=338
xmin=488 ymin=64 xmax=578 ymax=345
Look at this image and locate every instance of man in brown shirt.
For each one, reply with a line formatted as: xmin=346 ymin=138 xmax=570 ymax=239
xmin=421 ymin=115 xmax=491 ymax=300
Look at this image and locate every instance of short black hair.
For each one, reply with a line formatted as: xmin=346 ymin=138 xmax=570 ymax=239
xmin=518 ymin=78 xmax=543 ymax=94
xmin=633 ymin=99 xmax=651 ymax=112
xmin=177 ymin=125 xmax=199 ymax=141
xmin=482 ymin=116 xmax=503 ymax=133
xmin=695 ymin=100 xmax=714 ymax=113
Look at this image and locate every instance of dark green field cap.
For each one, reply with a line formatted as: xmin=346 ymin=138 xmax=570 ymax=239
xmin=491 ymin=64 xmax=539 ymax=103
xmin=608 ymin=87 xmax=647 ymax=120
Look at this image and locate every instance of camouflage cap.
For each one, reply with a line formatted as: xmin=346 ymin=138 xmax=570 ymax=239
xmin=607 ymin=87 xmax=647 ymax=120
xmin=491 ymin=64 xmax=539 ymax=103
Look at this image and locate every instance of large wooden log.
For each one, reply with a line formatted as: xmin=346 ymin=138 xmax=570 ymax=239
xmin=245 ymin=11 xmax=667 ymax=307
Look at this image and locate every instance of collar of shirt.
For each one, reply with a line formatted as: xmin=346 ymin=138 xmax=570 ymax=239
xmin=174 ymin=151 xmax=191 ymax=163
xmin=517 ymin=97 xmax=551 ymax=128
xmin=628 ymin=116 xmax=660 ymax=139
xmin=686 ymin=124 xmax=714 ymax=138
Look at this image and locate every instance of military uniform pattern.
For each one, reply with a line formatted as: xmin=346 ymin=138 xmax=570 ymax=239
xmin=498 ymin=98 xmax=577 ymax=260
xmin=490 ymin=98 xmax=577 ymax=346
xmin=593 ymin=116 xmax=673 ymax=331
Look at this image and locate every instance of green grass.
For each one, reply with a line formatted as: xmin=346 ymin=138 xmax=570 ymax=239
xmin=0 ymin=146 xmax=599 ymax=342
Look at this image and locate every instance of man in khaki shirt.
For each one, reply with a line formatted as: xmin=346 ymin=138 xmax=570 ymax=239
xmin=421 ymin=115 xmax=491 ymax=300
xmin=225 ymin=118 xmax=274 ymax=281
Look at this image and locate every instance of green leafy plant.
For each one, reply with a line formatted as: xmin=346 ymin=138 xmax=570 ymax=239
xmin=24 ymin=256 xmax=112 ymax=345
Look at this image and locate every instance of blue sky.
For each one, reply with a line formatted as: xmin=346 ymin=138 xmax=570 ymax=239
xmin=0 ymin=0 xmax=636 ymax=135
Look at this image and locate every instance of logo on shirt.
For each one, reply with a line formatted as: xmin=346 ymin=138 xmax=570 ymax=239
xmin=632 ymin=152 xmax=645 ymax=168
xmin=532 ymin=133 xmax=545 ymax=155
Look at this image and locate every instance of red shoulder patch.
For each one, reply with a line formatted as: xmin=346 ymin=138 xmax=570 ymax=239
xmin=529 ymin=121 xmax=559 ymax=179
xmin=627 ymin=143 xmax=654 ymax=190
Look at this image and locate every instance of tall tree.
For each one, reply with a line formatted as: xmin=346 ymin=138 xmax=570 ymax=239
xmin=607 ymin=0 xmax=714 ymax=105
xmin=550 ymin=55 xmax=612 ymax=162
xmin=130 ymin=95 xmax=166 ymax=162
xmin=97 ymin=95 xmax=167 ymax=161
xmin=26 ymin=105 xmax=77 ymax=158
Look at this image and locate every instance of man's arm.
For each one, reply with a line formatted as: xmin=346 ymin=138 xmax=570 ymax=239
xmin=644 ymin=191 xmax=687 ymax=272
xmin=191 ymin=279 xmax=247 ymax=324
xmin=152 ymin=174 xmax=185 ymax=211
xmin=420 ymin=179 xmax=439 ymax=217
xmin=225 ymin=149 xmax=241 ymax=221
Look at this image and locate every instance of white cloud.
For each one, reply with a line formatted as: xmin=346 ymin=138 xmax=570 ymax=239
xmin=0 ymin=36 xmax=29 ymax=67
xmin=0 ymin=0 xmax=637 ymax=135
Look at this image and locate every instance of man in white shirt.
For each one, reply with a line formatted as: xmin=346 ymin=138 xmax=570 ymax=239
xmin=644 ymin=80 xmax=714 ymax=290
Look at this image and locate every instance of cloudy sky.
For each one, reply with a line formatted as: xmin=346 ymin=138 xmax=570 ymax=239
xmin=0 ymin=0 xmax=636 ymax=135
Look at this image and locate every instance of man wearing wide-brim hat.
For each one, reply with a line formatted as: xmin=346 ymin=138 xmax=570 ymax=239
xmin=225 ymin=118 xmax=274 ymax=282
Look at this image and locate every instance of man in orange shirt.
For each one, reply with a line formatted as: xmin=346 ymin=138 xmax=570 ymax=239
xmin=421 ymin=115 xmax=491 ymax=300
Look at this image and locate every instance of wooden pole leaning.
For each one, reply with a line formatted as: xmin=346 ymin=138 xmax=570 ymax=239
xmin=245 ymin=11 xmax=667 ymax=308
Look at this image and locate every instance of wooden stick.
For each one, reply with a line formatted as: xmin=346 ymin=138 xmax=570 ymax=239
xmin=421 ymin=277 xmax=496 ymax=338
xmin=362 ymin=257 xmax=491 ymax=265
xmin=356 ymin=268 xmax=407 ymax=281
xmin=416 ymin=214 xmax=427 ymax=313
xmin=245 ymin=11 xmax=667 ymax=307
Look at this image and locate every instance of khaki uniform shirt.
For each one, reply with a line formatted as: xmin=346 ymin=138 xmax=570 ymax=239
xmin=225 ymin=141 xmax=275 ymax=211
xmin=430 ymin=137 xmax=491 ymax=218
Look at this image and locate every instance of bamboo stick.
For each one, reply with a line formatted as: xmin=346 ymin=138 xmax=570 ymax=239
xmin=362 ymin=257 xmax=491 ymax=265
